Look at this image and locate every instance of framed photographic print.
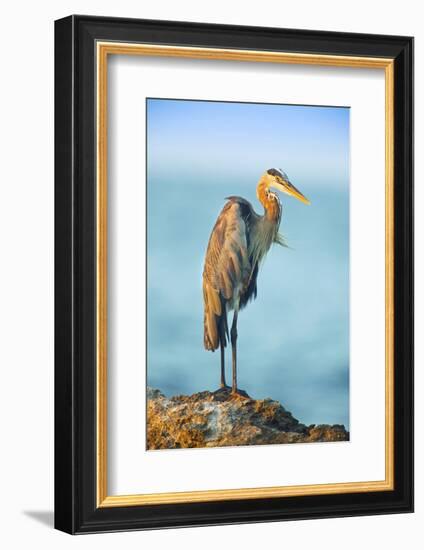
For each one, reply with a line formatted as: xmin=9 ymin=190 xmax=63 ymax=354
xmin=54 ymin=15 xmax=414 ymax=534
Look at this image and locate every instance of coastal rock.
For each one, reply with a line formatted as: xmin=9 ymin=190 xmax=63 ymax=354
xmin=147 ymin=387 xmax=349 ymax=450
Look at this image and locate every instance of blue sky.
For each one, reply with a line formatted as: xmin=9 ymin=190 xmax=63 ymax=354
xmin=147 ymin=98 xmax=349 ymax=185
xmin=146 ymin=98 xmax=350 ymax=429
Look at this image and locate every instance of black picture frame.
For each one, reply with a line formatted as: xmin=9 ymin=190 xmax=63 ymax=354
xmin=55 ymin=15 xmax=414 ymax=534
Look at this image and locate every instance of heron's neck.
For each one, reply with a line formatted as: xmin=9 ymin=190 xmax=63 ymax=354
xmin=256 ymin=176 xmax=281 ymax=222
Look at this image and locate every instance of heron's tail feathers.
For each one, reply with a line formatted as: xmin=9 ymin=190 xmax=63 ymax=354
xmin=204 ymin=312 xmax=218 ymax=351
xmin=203 ymin=284 xmax=228 ymax=351
xmin=203 ymin=284 xmax=220 ymax=350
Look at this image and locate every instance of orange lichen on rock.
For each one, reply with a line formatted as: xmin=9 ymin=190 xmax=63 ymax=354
xmin=146 ymin=387 xmax=349 ymax=450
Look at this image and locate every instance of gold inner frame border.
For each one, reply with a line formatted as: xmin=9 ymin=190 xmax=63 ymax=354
xmin=96 ymin=42 xmax=394 ymax=508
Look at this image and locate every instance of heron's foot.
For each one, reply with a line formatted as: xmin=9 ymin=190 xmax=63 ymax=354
xmin=215 ymin=384 xmax=231 ymax=394
xmin=231 ymin=388 xmax=250 ymax=399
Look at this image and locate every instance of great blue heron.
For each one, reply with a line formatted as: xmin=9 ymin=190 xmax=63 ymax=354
xmin=203 ymin=168 xmax=310 ymax=396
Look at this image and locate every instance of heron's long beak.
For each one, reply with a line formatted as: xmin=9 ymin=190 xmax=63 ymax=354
xmin=273 ymin=179 xmax=310 ymax=205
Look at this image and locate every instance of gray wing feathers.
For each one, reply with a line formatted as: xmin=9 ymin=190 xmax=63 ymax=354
xmin=203 ymin=201 xmax=252 ymax=350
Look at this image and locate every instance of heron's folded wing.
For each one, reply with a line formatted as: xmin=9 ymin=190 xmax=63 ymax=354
xmin=203 ymin=201 xmax=251 ymax=350
xmin=204 ymin=202 xmax=251 ymax=297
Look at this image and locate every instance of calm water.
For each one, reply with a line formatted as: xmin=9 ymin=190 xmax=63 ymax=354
xmin=146 ymin=176 xmax=349 ymax=428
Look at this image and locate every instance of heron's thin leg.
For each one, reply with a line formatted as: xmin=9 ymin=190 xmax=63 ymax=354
xmin=219 ymin=330 xmax=226 ymax=388
xmin=231 ymin=308 xmax=239 ymax=394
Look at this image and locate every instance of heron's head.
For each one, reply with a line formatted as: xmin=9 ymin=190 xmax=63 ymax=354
xmin=264 ymin=168 xmax=310 ymax=205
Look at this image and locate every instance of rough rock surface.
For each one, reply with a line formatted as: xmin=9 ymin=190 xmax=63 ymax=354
xmin=147 ymin=387 xmax=349 ymax=450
